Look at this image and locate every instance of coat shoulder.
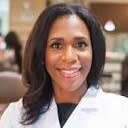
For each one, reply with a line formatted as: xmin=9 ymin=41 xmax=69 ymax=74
xmin=0 ymin=98 xmax=24 ymax=127
xmin=102 ymin=91 xmax=128 ymax=101
xmin=100 ymin=91 xmax=128 ymax=109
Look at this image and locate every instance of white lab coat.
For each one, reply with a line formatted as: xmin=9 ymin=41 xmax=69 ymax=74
xmin=0 ymin=86 xmax=128 ymax=128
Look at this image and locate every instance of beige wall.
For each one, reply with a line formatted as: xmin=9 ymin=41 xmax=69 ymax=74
xmin=89 ymin=0 xmax=128 ymax=3
xmin=84 ymin=0 xmax=128 ymax=6
xmin=84 ymin=0 xmax=128 ymax=52
xmin=9 ymin=0 xmax=128 ymax=52
xmin=9 ymin=0 xmax=46 ymax=47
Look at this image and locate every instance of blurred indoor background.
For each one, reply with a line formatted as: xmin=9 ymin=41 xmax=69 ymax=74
xmin=0 ymin=0 xmax=128 ymax=116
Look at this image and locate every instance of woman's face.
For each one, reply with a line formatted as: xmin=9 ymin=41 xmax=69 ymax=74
xmin=45 ymin=15 xmax=92 ymax=95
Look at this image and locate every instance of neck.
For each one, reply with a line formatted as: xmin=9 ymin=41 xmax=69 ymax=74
xmin=53 ymin=83 xmax=87 ymax=104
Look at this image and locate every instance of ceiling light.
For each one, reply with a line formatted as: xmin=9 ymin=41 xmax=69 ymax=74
xmin=104 ymin=20 xmax=115 ymax=31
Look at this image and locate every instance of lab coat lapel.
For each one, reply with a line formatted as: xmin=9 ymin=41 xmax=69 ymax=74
xmin=34 ymin=98 xmax=60 ymax=128
xmin=63 ymin=86 xmax=104 ymax=128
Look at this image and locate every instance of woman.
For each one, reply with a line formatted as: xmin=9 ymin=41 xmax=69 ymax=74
xmin=0 ymin=3 xmax=128 ymax=128
xmin=5 ymin=31 xmax=22 ymax=73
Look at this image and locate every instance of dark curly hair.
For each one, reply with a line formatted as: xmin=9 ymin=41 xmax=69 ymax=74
xmin=21 ymin=3 xmax=106 ymax=125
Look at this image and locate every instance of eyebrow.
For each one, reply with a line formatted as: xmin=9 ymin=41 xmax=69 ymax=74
xmin=48 ymin=38 xmax=63 ymax=42
xmin=47 ymin=38 xmax=63 ymax=45
xmin=74 ymin=37 xmax=89 ymax=41
xmin=48 ymin=36 xmax=89 ymax=41
xmin=73 ymin=37 xmax=91 ymax=44
xmin=48 ymin=36 xmax=90 ymax=42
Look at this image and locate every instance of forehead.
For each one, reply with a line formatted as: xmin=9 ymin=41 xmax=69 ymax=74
xmin=48 ymin=15 xmax=90 ymax=38
xmin=50 ymin=14 xmax=88 ymax=29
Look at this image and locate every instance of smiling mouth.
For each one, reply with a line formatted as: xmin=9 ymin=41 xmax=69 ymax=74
xmin=58 ymin=68 xmax=81 ymax=78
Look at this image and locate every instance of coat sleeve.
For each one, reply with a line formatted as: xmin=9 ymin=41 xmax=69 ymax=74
xmin=0 ymin=103 xmax=15 ymax=128
xmin=124 ymin=99 xmax=128 ymax=128
xmin=125 ymin=102 xmax=128 ymax=128
xmin=0 ymin=99 xmax=23 ymax=128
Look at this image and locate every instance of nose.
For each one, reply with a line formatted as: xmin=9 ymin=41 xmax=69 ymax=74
xmin=61 ymin=47 xmax=78 ymax=63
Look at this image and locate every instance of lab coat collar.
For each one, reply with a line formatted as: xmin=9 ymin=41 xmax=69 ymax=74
xmin=37 ymin=86 xmax=102 ymax=128
xmin=50 ymin=85 xmax=102 ymax=110
xmin=49 ymin=85 xmax=102 ymax=111
xmin=63 ymin=86 xmax=103 ymax=128
xmin=76 ymin=86 xmax=102 ymax=110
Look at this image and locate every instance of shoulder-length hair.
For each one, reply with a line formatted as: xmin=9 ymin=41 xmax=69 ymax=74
xmin=22 ymin=3 xmax=105 ymax=125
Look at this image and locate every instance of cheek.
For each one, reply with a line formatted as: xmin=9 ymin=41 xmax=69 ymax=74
xmin=45 ymin=54 xmax=53 ymax=70
xmin=45 ymin=52 xmax=59 ymax=73
xmin=81 ymin=52 xmax=92 ymax=70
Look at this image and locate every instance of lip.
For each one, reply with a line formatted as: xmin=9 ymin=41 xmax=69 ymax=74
xmin=57 ymin=68 xmax=81 ymax=78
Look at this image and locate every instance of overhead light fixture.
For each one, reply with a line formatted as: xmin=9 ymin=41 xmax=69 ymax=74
xmin=104 ymin=20 xmax=115 ymax=32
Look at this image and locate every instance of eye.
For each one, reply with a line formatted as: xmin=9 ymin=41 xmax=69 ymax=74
xmin=74 ymin=40 xmax=87 ymax=50
xmin=50 ymin=41 xmax=63 ymax=50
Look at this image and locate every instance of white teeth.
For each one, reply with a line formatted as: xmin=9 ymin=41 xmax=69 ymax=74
xmin=57 ymin=67 xmax=81 ymax=78
xmin=61 ymin=69 xmax=78 ymax=74
xmin=59 ymin=69 xmax=80 ymax=78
